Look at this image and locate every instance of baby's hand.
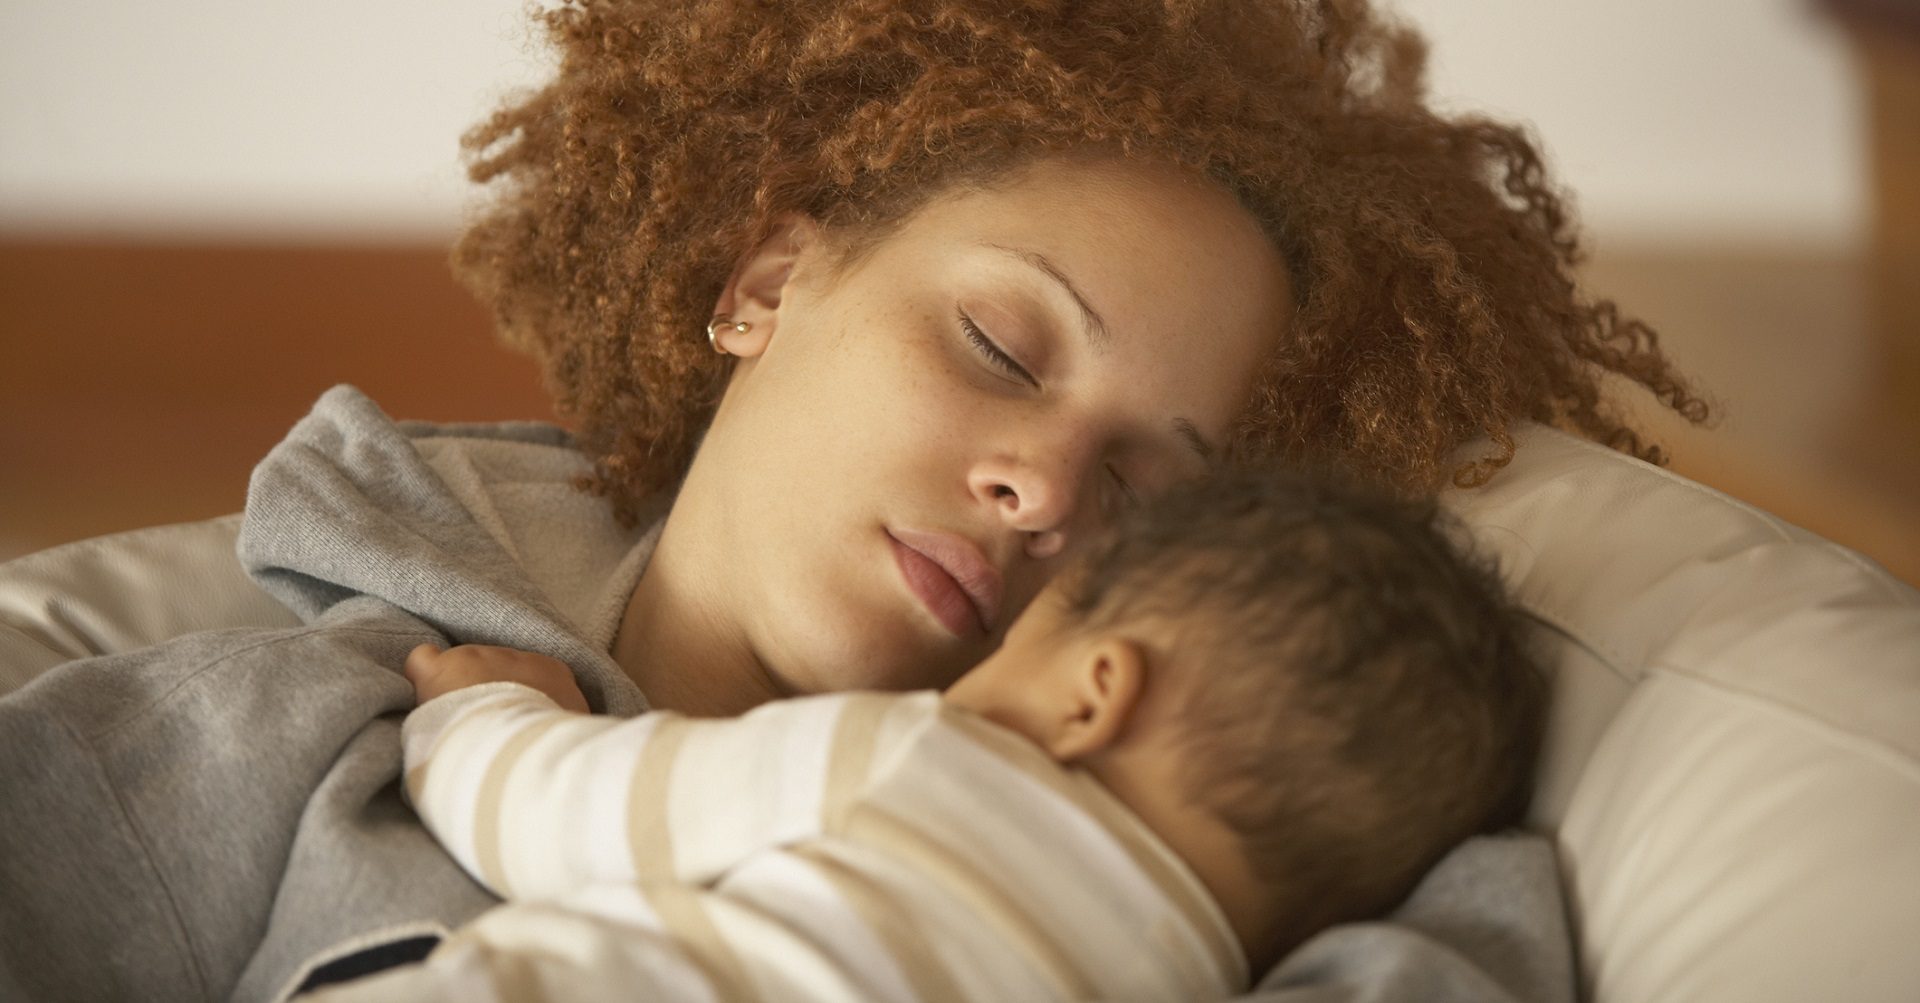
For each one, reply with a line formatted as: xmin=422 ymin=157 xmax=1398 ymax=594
xmin=404 ymin=643 xmax=591 ymax=713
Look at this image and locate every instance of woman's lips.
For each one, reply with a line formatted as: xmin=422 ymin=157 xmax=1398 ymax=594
xmin=886 ymin=528 xmax=1003 ymax=638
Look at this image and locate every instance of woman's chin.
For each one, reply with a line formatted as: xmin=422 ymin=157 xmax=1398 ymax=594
xmin=775 ymin=620 xmax=982 ymax=696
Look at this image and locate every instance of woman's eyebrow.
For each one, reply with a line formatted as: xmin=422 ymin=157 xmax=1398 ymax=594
xmin=978 ymin=242 xmax=1111 ymax=351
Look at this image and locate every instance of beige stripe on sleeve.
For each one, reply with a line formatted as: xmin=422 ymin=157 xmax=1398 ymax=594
xmin=429 ymin=926 xmax=555 ymax=1003
xmin=473 ymin=715 xmax=573 ymax=897
xmin=938 ymin=705 xmax=1245 ymax=985
xmin=843 ymin=803 xmax=1098 ymax=1000
xmin=620 ymin=717 xmax=759 ymax=1002
xmin=821 ymin=693 xmax=898 ymax=831
xmin=791 ymin=845 xmax=968 ymax=1003
xmin=626 ymin=715 xmax=694 ymax=879
xmin=403 ymin=760 xmax=429 ymax=807
xmin=640 ymin=884 xmax=760 ymax=1003
xmin=489 ymin=947 xmax=553 ymax=1003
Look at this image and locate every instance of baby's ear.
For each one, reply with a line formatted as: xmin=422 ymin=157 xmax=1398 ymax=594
xmin=1048 ymin=637 xmax=1146 ymax=762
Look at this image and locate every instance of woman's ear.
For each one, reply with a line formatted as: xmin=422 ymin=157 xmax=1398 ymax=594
xmin=1047 ymin=637 xmax=1147 ymax=762
xmin=710 ymin=212 xmax=821 ymax=358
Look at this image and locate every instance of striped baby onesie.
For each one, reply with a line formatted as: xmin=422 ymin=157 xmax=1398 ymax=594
xmin=309 ymin=685 xmax=1247 ymax=1003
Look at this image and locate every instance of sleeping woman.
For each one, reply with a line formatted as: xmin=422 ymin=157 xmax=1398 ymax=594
xmin=0 ymin=1 xmax=1703 ymax=1001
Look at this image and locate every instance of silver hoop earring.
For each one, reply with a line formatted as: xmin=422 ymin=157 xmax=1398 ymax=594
xmin=707 ymin=316 xmax=751 ymax=355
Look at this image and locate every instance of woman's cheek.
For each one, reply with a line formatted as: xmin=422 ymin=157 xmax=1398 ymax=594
xmin=893 ymin=330 xmax=1002 ymax=431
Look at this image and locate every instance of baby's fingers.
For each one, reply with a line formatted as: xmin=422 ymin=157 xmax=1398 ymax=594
xmin=403 ymin=643 xmax=444 ymax=689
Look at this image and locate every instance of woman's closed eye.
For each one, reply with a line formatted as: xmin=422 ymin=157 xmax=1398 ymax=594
xmin=958 ymin=310 xmax=1037 ymax=386
xmin=957 ymin=308 xmax=1138 ymax=510
xmin=1106 ymin=464 xmax=1140 ymax=509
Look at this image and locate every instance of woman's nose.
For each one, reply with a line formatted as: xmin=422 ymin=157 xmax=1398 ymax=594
xmin=969 ymin=458 xmax=1084 ymax=560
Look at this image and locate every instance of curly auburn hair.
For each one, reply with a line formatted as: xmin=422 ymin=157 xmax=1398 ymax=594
xmin=452 ymin=0 xmax=1706 ymax=523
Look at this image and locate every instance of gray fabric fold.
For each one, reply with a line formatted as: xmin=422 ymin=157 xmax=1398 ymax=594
xmin=0 ymin=386 xmax=655 ymax=1002
xmin=1243 ymin=833 xmax=1576 ymax=1003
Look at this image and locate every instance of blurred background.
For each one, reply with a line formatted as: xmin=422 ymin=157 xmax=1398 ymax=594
xmin=2 ymin=0 xmax=1916 ymax=582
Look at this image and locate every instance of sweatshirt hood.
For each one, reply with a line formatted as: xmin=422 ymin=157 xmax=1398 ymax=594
xmin=237 ymin=385 xmax=654 ymax=715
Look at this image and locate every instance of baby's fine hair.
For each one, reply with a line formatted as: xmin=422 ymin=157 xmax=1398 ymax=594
xmin=1061 ymin=465 xmax=1546 ymax=957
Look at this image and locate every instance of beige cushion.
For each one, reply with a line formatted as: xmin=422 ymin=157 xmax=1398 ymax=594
xmin=1441 ymin=425 xmax=1920 ymax=1003
xmin=2 ymin=425 xmax=1917 ymax=1001
xmin=0 ymin=514 xmax=297 ymax=696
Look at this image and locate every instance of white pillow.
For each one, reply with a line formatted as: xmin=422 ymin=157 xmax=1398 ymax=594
xmin=1442 ymin=425 xmax=1920 ymax=1003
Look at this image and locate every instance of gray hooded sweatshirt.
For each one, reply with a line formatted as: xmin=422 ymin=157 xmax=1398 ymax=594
xmin=0 ymin=385 xmax=1574 ymax=1003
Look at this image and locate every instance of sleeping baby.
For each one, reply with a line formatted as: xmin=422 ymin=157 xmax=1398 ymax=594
xmin=305 ymin=466 xmax=1546 ymax=1002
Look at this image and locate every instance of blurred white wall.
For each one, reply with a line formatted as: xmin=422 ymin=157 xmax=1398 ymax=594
xmin=1396 ymin=0 xmax=1865 ymax=250
xmin=0 ymin=0 xmax=552 ymax=240
xmin=0 ymin=0 xmax=1866 ymax=246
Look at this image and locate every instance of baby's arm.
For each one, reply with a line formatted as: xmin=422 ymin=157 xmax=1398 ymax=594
xmin=400 ymin=644 xmax=900 ymax=902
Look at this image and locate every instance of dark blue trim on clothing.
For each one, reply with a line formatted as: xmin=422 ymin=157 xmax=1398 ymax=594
xmin=291 ymin=934 xmax=440 ymax=995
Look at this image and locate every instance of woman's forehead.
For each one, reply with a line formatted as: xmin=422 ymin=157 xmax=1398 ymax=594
xmin=902 ymin=157 xmax=1290 ymax=318
xmin=915 ymin=155 xmax=1250 ymax=241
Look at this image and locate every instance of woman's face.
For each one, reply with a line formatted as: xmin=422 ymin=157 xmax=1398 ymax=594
xmin=675 ymin=153 xmax=1292 ymax=696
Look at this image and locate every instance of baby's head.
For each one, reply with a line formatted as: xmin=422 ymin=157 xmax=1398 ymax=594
xmin=945 ymin=466 xmax=1546 ymax=972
